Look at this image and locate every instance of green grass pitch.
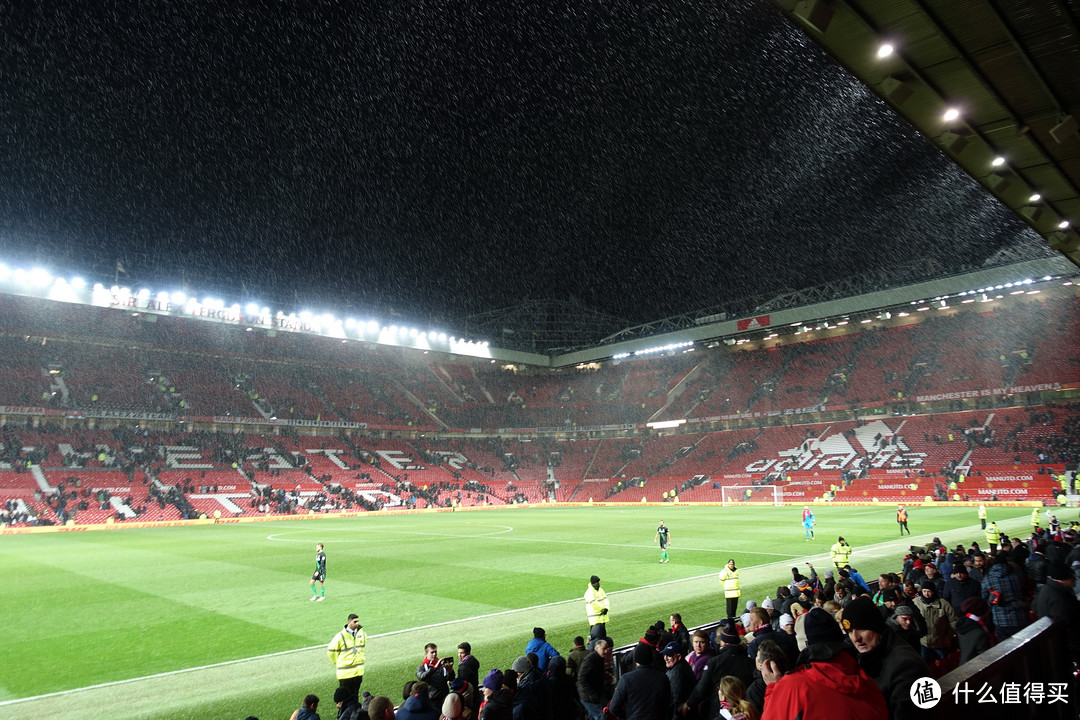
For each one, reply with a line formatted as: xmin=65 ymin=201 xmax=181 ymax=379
xmin=0 ymin=503 xmax=1035 ymax=719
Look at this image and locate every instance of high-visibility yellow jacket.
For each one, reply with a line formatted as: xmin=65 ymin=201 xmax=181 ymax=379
xmin=327 ymin=626 xmax=367 ymax=679
xmin=978 ymin=505 xmax=987 ymax=520
xmin=718 ymin=567 xmax=740 ymax=598
xmin=985 ymin=525 xmax=1000 ymax=546
xmin=585 ymin=585 xmax=610 ymax=626
xmin=831 ymin=542 xmax=852 ymax=566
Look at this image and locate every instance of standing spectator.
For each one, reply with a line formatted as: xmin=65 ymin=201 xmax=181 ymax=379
xmin=762 ymin=608 xmax=886 ymax=720
xmin=327 ymin=614 xmax=367 ymax=706
xmin=913 ymin=584 xmax=958 ymax=664
xmin=525 ymin=627 xmax=561 ymax=672
xmin=669 ymin=613 xmax=691 ymax=655
xmin=719 ymin=559 xmax=741 ymax=620
xmin=685 ymin=630 xmax=715 ymax=680
xmin=416 ymin=643 xmax=452 ymax=709
xmin=941 ymin=564 xmax=981 ymax=615
xmin=1034 ymin=564 xmax=1080 ymax=667
xmin=457 ymin=642 xmax=480 ymax=689
xmin=609 ymin=643 xmax=672 ymax=720
xmin=982 ymin=550 xmax=1030 ymax=640
xmin=478 ymin=670 xmax=513 ymax=720
xmin=682 ymin=623 xmax=754 ymax=720
xmin=585 ymin=575 xmax=610 ymax=642
xmin=957 ymin=597 xmax=995 ymax=664
xmin=746 ymin=639 xmax=787 ymax=716
xmin=577 ymin=637 xmax=614 ymax=720
xmin=842 ymin=596 xmax=929 ymax=720
xmin=660 ymin=641 xmax=696 ymax=719
xmin=566 ymin=636 xmax=589 ymax=682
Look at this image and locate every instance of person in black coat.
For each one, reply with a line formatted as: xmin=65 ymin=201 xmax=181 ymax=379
xmin=660 ymin=642 xmax=697 ymax=720
xmin=608 ymin=643 xmax=672 ymax=720
xmin=956 ymin=597 xmax=995 ymax=664
xmin=941 ymin=564 xmax=982 ymax=615
xmin=1033 ymin=566 xmax=1080 ymax=667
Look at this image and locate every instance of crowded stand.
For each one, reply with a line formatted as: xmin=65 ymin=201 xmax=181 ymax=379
xmin=268 ymin=519 xmax=1079 ymax=720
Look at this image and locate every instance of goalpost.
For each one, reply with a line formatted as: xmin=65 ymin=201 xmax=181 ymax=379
xmin=720 ymin=484 xmax=784 ymax=506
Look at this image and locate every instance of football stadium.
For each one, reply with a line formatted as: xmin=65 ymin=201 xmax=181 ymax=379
xmin=4 ymin=1 xmax=1080 ymax=720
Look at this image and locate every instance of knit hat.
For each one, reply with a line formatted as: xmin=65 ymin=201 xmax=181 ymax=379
xmin=482 ymin=669 xmax=503 ymax=691
xmin=824 ymin=569 xmax=834 ymax=578
xmin=642 ymin=624 xmax=662 ymax=648
xmin=960 ymin=597 xmax=990 ymax=616
xmin=450 ymin=678 xmax=466 ymax=693
xmin=840 ymin=596 xmax=887 ymax=634
xmin=718 ymin=626 xmax=740 ymax=645
xmin=334 ymin=686 xmax=351 ymax=703
xmin=590 ymin=575 xmax=601 ymax=584
xmin=633 ymin=642 xmax=655 ymax=666
xmin=1050 ymin=562 xmax=1073 ymax=581
xmin=892 ymin=605 xmax=915 ymax=618
xmin=762 ymin=597 xmax=775 ymax=610
xmin=953 ymin=564 xmax=968 ymax=575
xmin=745 ymin=600 xmax=757 ymax=612
xmin=803 ymin=607 xmax=843 ymax=646
xmin=660 ymin=641 xmax=683 ymax=656
xmin=533 ymin=627 xmax=545 ymax=638
xmin=512 ymin=656 xmax=531 ymax=673
xmin=442 ymin=693 xmax=463 ymax=719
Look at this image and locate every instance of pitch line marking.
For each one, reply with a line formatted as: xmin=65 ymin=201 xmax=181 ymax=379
xmin=0 ymin=516 xmax=1026 ymax=707
xmin=265 ymin=524 xmax=516 ymax=543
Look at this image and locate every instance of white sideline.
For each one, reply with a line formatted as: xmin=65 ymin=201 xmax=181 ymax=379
xmin=0 ymin=515 xmax=1026 ymax=707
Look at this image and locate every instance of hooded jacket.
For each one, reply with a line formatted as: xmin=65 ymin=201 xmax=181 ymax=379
xmin=761 ymin=646 xmax=886 ymax=720
xmin=396 ymin=692 xmax=440 ymax=720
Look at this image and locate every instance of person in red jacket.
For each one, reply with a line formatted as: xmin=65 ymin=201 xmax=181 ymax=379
xmin=762 ymin=608 xmax=887 ymax=720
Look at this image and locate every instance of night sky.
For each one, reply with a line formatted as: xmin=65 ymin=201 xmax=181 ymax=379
xmin=1 ymin=1 xmax=1048 ymax=327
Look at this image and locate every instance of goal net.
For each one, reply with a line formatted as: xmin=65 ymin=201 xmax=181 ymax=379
xmin=720 ymin=484 xmax=783 ymax=506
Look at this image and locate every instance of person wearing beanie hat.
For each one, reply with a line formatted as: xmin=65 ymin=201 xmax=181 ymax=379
xmin=479 ymin=669 xmax=513 ymax=720
xmin=1034 ymin=563 xmax=1080 ymax=668
xmin=740 ymin=600 xmax=757 ymax=630
xmin=608 ymin=639 xmax=671 ymax=720
xmin=584 ymin=575 xmax=610 ymax=642
xmin=842 ymin=596 xmax=929 ymax=720
xmin=681 ymin=621 xmax=754 ymax=720
xmin=441 ymin=692 xmax=465 ymax=720
xmin=941 ymin=561 xmax=980 ymax=616
xmin=513 ymin=654 xmax=547 ymax=720
xmin=524 ymin=627 xmax=561 ymax=672
xmin=886 ymin=603 xmax=925 ymax=653
xmin=332 ymin=685 xmax=362 ymax=720
xmin=830 ymin=536 xmax=852 ymax=569
xmin=914 ymin=583 xmax=957 ymax=663
xmin=762 ymin=607 xmax=886 ymax=720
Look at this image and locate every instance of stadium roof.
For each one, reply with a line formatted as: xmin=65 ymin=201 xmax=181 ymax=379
xmin=3 ymin=0 xmax=1077 ymax=345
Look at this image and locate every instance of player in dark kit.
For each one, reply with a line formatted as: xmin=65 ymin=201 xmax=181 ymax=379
xmin=654 ymin=521 xmax=670 ymax=563
xmin=310 ymin=543 xmax=326 ymax=601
